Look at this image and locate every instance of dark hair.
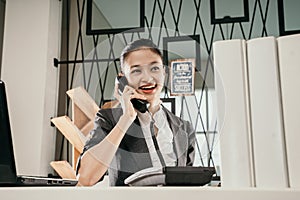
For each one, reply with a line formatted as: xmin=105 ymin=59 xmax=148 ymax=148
xmin=120 ymin=38 xmax=163 ymax=69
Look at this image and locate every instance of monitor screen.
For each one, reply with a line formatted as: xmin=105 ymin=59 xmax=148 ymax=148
xmin=0 ymin=81 xmax=17 ymax=183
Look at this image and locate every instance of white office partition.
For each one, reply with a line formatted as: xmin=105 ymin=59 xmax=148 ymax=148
xmin=1 ymin=0 xmax=61 ymax=175
xmin=213 ymin=40 xmax=254 ymax=187
xmin=247 ymin=37 xmax=288 ymax=188
xmin=277 ymin=34 xmax=300 ymax=188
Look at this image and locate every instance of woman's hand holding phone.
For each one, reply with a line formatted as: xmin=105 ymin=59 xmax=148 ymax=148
xmin=114 ymin=76 xmax=148 ymax=122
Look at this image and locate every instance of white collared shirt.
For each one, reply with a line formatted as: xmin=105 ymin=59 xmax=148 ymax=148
xmin=138 ymin=106 xmax=176 ymax=167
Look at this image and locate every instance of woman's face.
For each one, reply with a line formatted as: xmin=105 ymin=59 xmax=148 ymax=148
xmin=122 ymin=48 xmax=165 ymax=103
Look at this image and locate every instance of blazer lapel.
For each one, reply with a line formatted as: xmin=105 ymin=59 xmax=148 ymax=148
xmin=163 ymin=107 xmax=188 ymax=166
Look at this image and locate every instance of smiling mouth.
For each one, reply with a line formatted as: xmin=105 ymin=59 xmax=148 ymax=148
xmin=139 ymin=84 xmax=157 ymax=91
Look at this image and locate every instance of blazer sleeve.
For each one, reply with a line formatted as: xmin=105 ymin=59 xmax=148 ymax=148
xmin=75 ymin=108 xmax=120 ymax=177
xmin=184 ymin=120 xmax=196 ymax=166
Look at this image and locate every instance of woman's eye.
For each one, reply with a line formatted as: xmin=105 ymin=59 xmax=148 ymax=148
xmin=131 ymin=69 xmax=141 ymax=74
xmin=151 ymin=66 xmax=160 ymax=71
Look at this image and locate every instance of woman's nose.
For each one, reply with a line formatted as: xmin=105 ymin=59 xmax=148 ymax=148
xmin=141 ymin=70 xmax=154 ymax=82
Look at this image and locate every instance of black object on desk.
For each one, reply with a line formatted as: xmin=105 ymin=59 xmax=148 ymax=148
xmin=164 ymin=166 xmax=216 ymax=186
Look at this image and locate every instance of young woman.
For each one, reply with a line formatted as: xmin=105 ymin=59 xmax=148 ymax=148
xmin=76 ymin=39 xmax=195 ymax=186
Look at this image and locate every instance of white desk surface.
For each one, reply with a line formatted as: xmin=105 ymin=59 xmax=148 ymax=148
xmin=1 ymin=186 xmax=299 ymax=200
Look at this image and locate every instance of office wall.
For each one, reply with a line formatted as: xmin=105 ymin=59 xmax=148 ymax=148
xmin=1 ymin=0 xmax=61 ymax=176
xmin=0 ymin=0 xmax=5 ymax=76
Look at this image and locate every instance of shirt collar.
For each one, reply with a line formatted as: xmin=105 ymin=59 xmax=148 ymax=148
xmin=152 ymin=106 xmax=166 ymax=129
xmin=137 ymin=105 xmax=166 ymax=129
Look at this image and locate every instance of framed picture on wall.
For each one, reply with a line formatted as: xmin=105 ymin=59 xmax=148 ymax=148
xmin=161 ymin=98 xmax=176 ymax=115
xmin=278 ymin=0 xmax=300 ymax=36
xmin=210 ymin=0 xmax=249 ymax=24
xmin=163 ymin=35 xmax=201 ymax=71
xmin=170 ymin=59 xmax=195 ymax=96
xmin=86 ymin=0 xmax=145 ymax=35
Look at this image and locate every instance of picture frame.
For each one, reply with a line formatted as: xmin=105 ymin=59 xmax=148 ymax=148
xmin=278 ymin=0 xmax=300 ymax=36
xmin=161 ymin=98 xmax=176 ymax=115
xmin=210 ymin=0 xmax=249 ymax=24
xmin=169 ymin=59 xmax=195 ymax=96
xmin=86 ymin=0 xmax=145 ymax=35
xmin=163 ymin=35 xmax=201 ymax=71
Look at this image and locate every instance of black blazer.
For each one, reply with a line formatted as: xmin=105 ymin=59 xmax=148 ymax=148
xmin=77 ymin=106 xmax=196 ymax=186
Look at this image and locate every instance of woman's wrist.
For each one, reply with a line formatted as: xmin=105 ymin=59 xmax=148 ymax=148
xmin=117 ymin=115 xmax=135 ymax=133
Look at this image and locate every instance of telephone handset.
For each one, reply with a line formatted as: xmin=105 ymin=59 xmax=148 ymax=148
xmin=117 ymin=76 xmax=148 ymax=113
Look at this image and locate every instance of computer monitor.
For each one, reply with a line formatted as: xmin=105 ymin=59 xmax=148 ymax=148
xmin=0 ymin=80 xmax=18 ymax=183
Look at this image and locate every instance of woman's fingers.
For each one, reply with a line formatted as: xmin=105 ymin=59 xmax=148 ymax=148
xmin=123 ymin=86 xmax=147 ymax=101
xmin=114 ymin=80 xmax=147 ymax=116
